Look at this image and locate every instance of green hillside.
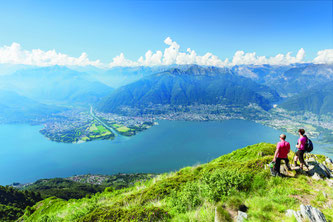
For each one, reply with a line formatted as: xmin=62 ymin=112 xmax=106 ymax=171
xmin=18 ymin=143 xmax=333 ymax=221
xmin=20 ymin=174 xmax=154 ymax=201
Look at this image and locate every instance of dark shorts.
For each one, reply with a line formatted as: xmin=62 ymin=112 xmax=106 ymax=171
xmin=274 ymin=158 xmax=289 ymax=173
xmin=296 ymin=150 xmax=305 ymax=164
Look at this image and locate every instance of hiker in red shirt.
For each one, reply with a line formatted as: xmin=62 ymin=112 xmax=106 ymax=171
xmin=273 ymin=134 xmax=291 ymax=176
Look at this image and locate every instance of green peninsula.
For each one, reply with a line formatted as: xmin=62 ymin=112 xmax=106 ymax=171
xmin=40 ymin=120 xmax=115 ymax=143
xmin=39 ymin=109 xmax=156 ymax=143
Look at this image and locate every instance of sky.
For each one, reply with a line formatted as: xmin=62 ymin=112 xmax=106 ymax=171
xmin=0 ymin=0 xmax=332 ymax=67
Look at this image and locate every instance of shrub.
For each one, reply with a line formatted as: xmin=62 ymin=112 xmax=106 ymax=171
xmin=104 ymin=187 xmax=114 ymax=193
xmin=244 ymin=156 xmax=272 ymax=171
xmin=169 ymin=182 xmax=202 ymax=213
xmin=0 ymin=204 xmax=24 ymax=221
xmin=201 ymin=169 xmax=252 ymax=202
xmin=0 ymin=186 xmax=42 ymax=221
xmin=124 ymin=172 xmax=197 ymax=206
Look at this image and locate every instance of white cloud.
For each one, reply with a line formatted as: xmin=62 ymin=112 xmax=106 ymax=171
xmin=108 ymin=37 xmax=229 ymax=67
xmin=0 ymin=42 xmax=102 ymax=67
xmin=0 ymin=38 xmax=331 ymax=68
xmin=109 ymin=53 xmax=138 ymax=67
xmin=109 ymin=37 xmax=310 ymax=67
xmin=137 ymin=50 xmax=163 ymax=66
xmin=313 ymin=49 xmax=333 ymax=64
xmin=296 ymin=48 xmax=305 ymax=61
xmin=230 ymin=48 xmax=306 ymax=66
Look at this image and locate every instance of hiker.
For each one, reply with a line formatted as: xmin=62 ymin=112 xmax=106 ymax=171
xmin=273 ymin=134 xmax=291 ymax=176
xmin=294 ymin=129 xmax=307 ymax=169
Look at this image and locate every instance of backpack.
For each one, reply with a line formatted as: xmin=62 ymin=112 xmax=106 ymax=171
xmin=304 ymin=135 xmax=313 ymax=153
xmin=269 ymin=161 xmax=277 ymax=176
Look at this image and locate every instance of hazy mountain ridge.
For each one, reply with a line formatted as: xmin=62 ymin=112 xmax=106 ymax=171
xmin=280 ymin=81 xmax=333 ymax=114
xmin=92 ymin=66 xmax=165 ymax=88
xmin=0 ymin=90 xmax=64 ymax=123
xmin=233 ymin=64 xmax=333 ymax=97
xmin=0 ymin=66 xmax=113 ymax=106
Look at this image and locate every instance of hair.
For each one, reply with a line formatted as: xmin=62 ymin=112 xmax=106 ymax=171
xmin=280 ymin=134 xmax=286 ymax=140
xmin=298 ymin=129 xmax=305 ymax=135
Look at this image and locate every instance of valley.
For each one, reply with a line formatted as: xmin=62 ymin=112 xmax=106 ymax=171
xmin=2 ymin=64 xmax=333 ymax=145
xmin=37 ymin=103 xmax=333 ymax=145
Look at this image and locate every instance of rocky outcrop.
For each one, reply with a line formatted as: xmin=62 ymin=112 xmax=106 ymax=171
xmin=286 ymin=205 xmax=327 ymax=222
xmin=305 ymin=157 xmax=333 ymax=179
xmin=214 ymin=207 xmax=219 ymax=222
xmin=320 ymin=163 xmax=333 ymax=177
xmin=325 ymin=157 xmax=333 ymax=166
xmin=312 ymin=172 xmax=323 ymax=180
xmin=236 ymin=211 xmax=248 ymax=222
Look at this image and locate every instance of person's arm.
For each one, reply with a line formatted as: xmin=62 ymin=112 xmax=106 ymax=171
xmin=273 ymin=143 xmax=279 ymax=162
xmin=296 ymin=138 xmax=300 ymax=149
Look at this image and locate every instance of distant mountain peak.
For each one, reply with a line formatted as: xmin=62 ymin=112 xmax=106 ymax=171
xmin=162 ymin=64 xmax=233 ymax=76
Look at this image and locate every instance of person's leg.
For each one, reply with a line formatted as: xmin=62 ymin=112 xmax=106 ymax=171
xmin=285 ymin=158 xmax=291 ymax=170
xmin=275 ymin=158 xmax=281 ymax=175
xmin=294 ymin=151 xmax=300 ymax=166
xmin=299 ymin=151 xmax=305 ymax=169
xmin=303 ymin=153 xmax=309 ymax=168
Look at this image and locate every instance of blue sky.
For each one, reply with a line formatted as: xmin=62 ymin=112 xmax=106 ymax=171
xmin=0 ymin=0 xmax=332 ymax=66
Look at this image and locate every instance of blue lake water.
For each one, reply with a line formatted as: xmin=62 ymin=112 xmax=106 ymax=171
xmin=0 ymin=120 xmax=332 ymax=185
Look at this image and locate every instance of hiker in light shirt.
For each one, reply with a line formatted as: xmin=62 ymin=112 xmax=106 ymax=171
xmin=294 ymin=129 xmax=307 ymax=169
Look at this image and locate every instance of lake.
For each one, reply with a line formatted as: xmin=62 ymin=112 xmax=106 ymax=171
xmin=0 ymin=120 xmax=332 ymax=185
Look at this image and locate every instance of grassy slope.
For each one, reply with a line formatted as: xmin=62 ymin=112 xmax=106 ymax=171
xmin=20 ymin=143 xmax=333 ymax=221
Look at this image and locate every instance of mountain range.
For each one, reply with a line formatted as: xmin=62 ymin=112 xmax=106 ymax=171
xmin=97 ymin=65 xmax=281 ymax=113
xmin=1 ymin=63 xmax=333 ymax=118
